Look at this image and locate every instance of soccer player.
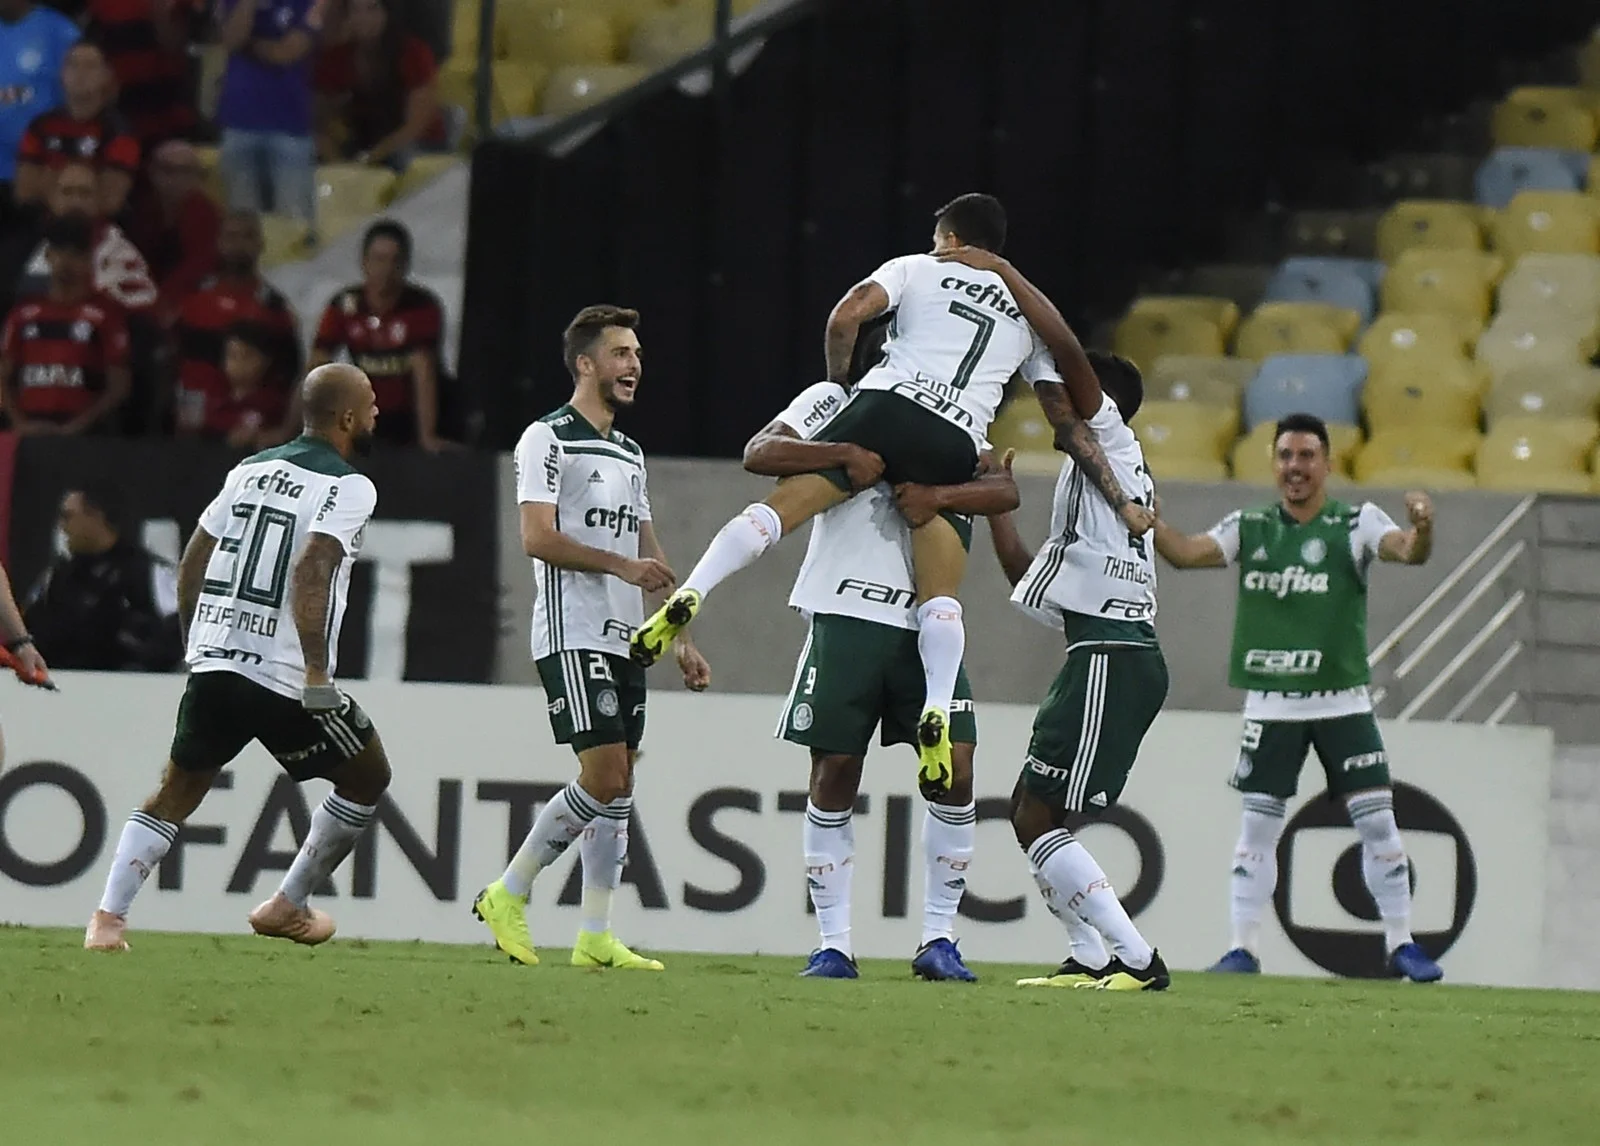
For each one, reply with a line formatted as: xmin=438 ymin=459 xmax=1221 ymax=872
xmin=1152 ymin=413 xmax=1444 ymax=983
xmin=85 ymin=363 xmax=392 ymax=952
xmin=472 ymin=305 xmax=709 ymax=971
xmin=746 ymin=381 xmax=1020 ymax=981
xmin=632 ymin=193 xmax=1151 ymax=805
xmin=0 ymin=557 xmax=54 ymax=766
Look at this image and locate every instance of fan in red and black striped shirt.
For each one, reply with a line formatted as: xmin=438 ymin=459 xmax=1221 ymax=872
xmin=310 ymin=219 xmax=448 ymax=449
xmin=84 ymin=0 xmax=205 ymax=145
xmin=0 ymin=213 xmax=131 ymax=435
xmin=15 ymin=43 xmax=141 ymax=219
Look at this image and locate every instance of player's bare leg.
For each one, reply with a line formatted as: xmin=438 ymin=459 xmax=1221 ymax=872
xmin=87 ymin=761 xmax=221 ymax=951
xmin=249 ymin=737 xmax=392 ymax=946
xmin=909 ymin=516 xmax=970 ymax=798
xmin=631 ymin=474 xmax=849 ymax=666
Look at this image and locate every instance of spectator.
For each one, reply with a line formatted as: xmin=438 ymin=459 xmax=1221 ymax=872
xmin=215 ymin=0 xmax=328 ymax=228
xmin=125 ymin=139 xmax=220 ymax=318
xmin=0 ymin=213 xmax=131 ymax=434
xmin=311 ymin=218 xmax=448 ymax=450
xmin=84 ymin=0 xmax=205 ymax=145
xmin=0 ymin=0 xmax=78 ymax=214
xmin=173 ymin=209 xmax=299 ymax=439
xmin=176 ymin=319 xmax=287 ymax=447
xmin=314 ymin=0 xmax=441 ymax=172
xmin=22 ymin=482 xmax=181 ymax=672
xmin=14 ymin=42 xmax=139 ymax=217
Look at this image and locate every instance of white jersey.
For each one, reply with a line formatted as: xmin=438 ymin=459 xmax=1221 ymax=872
xmin=188 ymin=436 xmax=376 ymax=699
xmin=1012 ymin=395 xmax=1158 ymax=639
xmin=1208 ymin=501 xmax=1398 ymax=721
xmin=779 ymin=382 xmax=919 ymax=631
xmin=516 ymin=405 xmax=651 ymax=660
xmin=856 ymin=253 xmax=1062 ymax=447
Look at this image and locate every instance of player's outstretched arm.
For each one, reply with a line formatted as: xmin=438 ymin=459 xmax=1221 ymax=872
xmin=824 ymin=282 xmax=890 ymax=386
xmin=1378 ymin=491 xmax=1434 ymax=565
xmin=893 ymin=448 xmax=1020 ymax=527
xmin=521 ymin=502 xmax=675 ymax=592
xmin=742 ymin=418 xmax=884 ymax=491
xmin=175 ymin=526 xmax=218 ymax=646
xmin=1152 ymin=516 xmax=1228 ymax=569
xmin=987 ymin=511 xmax=1034 ymax=588
xmin=0 ymin=560 xmax=49 ymax=685
xmin=1035 ymin=381 xmax=1153 ymax=536
xmin=640 ymin=521 xmax=710 ymax=692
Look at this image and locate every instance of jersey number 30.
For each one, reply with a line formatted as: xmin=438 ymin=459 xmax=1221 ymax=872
xmin=203 ymin=504 xmax=298 ymax=609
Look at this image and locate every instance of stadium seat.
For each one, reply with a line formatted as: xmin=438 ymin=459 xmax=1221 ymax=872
xmin=542 ymin=64 xmax=650 ymax=117
xmin=501 ymin=5 xmax=618 ymax=68
xmin=1485 ymin=364 xmax=1600 ymax=426
xmin=1497 ymin=252 xmax=1600 ymax=318
xmin=1477 ymin=315 xmax=1597 ymax=381
xmin=1234 ymin=302 xmax=1357 ymax=360
xmin=1379 ymin=248 xmax=1503 ymax=323
xmin=1129 ymin=295 xmax=1241 ymax=341
xmin=629 ymin=6 xmax=716 ymax=67
xmin=1137 ymin=399 xmax=1236 ymax=455
xmin=1232 ymin=420 xmax=1360 ymax=483
xmin=1475 ymin=418 xmax=1597 ymax=492
xmin=986 ymin=390 xmax=1057 ymax=469
xmin=1355 ymin=464 xmax=1479 ymax=491
xmin=1362 ymin=357 xmax=1483 ymax=436
xmin=1358 ymin=312 xmax=1480 ymax=368
xmin=1131 ymin=402 xmax=1230 ymax=480
xmin=1112 ymin=309 xmax=1225 ymax=372
xmin=1169 ymin=264 xmax=1276 ymax=312
xmin=192 ymin=144 xmax=224 ymax=205
xmin=1285 ymin=209 xmax=1382 ymax=259
xmin=591 ymin=0 xmax=671 ymax=40
xmin=1242 ymin=353 xmax=1367 ymax=430
xmin=315 ymin=165 xmax=397 ymax=240
xmin=1368 ymin=152 xmax=1477 ymax=204
xmin=449 ymin=0 xmax=486 ymax=62
xmin=493 ymin=61 xmax=550 ymax=119
xmin=1474 ymin=147 xmax=1584 ymax=209
xmin=1376 ymin=201 xmax=1483 ymax=261
xmin=1491 ymin=95 xmax=1598 ymax=151
xmin=1581 ymin=33 xmax=1600 ymax=89
xmin=1146 ymin=355 xmax=1255 ymax=409
xmin=1492 ymin=190 xmax=1600 ymax=259
xmin=393 ymin=154 xmax=461 ymax=201
xmin=259 ymin=215 xmax=310 ymax=269
xmin=1262 ymin=258 xmax=1377 ymax=325
xmin=1355 ymin=427 xmax=1481 ymax=483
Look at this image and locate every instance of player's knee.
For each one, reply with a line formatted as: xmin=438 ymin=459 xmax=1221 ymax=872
xmin=143 ymin=763 xmax=217 ymax=823
xmin=1009 ymin=780 xmax=1055 ymax=849
xmin=939 ymin=747 xmax=974 ymax=806
xmin=335 ymin=745 xmax=392 ymax=805
xmin=809 ymin=753 xmax=861 ymax=811
xmin=578 ymin=746 xmax=633 ymax=804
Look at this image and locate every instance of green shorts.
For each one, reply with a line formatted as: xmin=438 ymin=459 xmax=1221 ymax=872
xmin=170 ymin=670 xmax=377 ymax=782
xmin=1020 ymin=645 xmax=1168 ymax=815
xmin=1231 ymin=711 xmax=1391 ymax=800
xmin=776 ymin=613 xmax=977 ymax=758
xmin=537 ymin=650 xmax=647 ymax=753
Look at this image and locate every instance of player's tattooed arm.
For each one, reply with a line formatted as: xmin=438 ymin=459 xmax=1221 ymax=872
xmin=743 ymin=419 xmax=884 ymax=491
xmin=824 ymin=282 xmax=890 ymax=385
xmin=292 ymin=534 xmax=345 ymax=684
xmin=1036 ymin=382 xmax=1154 ymax=535
xmin=175 ymin=527 xmax=218 ymax=645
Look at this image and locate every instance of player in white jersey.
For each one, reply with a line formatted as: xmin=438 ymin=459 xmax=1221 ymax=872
xmin=85 ymin=364 xmax=392 ymax=953
xmin=748 ymin=378 xmax=1020 ymax=981
xmin=472 ymin=305 xmax=710 ymax=972
xmin=633 ymin=193 xmax=1152 ymax=805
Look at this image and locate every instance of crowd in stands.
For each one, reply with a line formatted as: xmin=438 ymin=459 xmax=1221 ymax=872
xmin=0 ymin=0 xmax=459 ymax=448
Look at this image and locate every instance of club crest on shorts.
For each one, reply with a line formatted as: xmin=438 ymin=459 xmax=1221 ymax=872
xmin=792 ymin=702 xmax=814 ymax=731
xmin=1234 ymin=753 xmax=1253 ymax=779
xmin=596 ymin=689 xmax=620 ymax=718
xmin=1300 ymin=537 xmax=1327 ymax=566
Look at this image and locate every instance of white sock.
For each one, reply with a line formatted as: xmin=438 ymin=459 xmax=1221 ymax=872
xmin=279 ymin=793 xmax=376 ymax=908
xmin=921 ymin=800 xmax=974 ymax=945
xmin=1230 ymin=794 xmax=1287 ymax=954
xmin=1032 ymin=866 xmax=1112 ymax=970
xmin=915 ymin=597 xmax=964 ymax=715
xmin=1348 ymin=789 xmax=1414 ymax=952
xmin=579 ymin=795 xmax=631 ymax=933
xmin=804 ymin=801 xmax=854 ymax=957
xmin=682 ymin=503 xmax=782 ymax=598
xmin=98 ymin=811 xmax=178 ymax=917
xmin=1028 ymin=828 xmax=1153 ymax=969
xmin=502 ymin=781 xmax=604 ymax=898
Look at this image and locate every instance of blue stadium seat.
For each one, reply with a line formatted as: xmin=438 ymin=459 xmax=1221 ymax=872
xmin=1263 ymin=258 xmax=1379 ymax=325
xmin=1243 ymin=354 xmax=1368 ymax=430
xmin=1474 ymin=147 xmax=1584 ymax=209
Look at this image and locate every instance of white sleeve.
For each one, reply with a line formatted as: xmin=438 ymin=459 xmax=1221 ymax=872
xmin=514 ymin=421 xmax=561 ymax=506
xmin=638 ymin=464 xmax=653 ymax=524
xmin=197 ymin=490 xmax=230 ymax=538
xmin=1353 ymin=502 xmax=1401 ymax=562
xmin=150 ymin=562 xmax=178 ymax=617
xmin=309 ymin=475 xmax=378 ymax=555
xmin=1020 ymin=331 xmax=1063 ymax=385
xmin=1207 ymin=511 xmax=1243 ymax=565
xmin=866 ymin=256 xmax=914 ymax=309
xmin=773 ymin=381 xmax=849 ymax=441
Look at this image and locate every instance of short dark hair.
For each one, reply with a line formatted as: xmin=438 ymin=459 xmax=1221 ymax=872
xmin=1274 ymin=412 xmax=1331 ymax=454
xmin=562 ymin=304 xmax=640 ymax=376
xmin=362 ymin=218 xmax=412 ymax=266
xmin=44 ymin=212 xmax=94 ymax=255
xmin=1086 ymin=350 xmax=1143 ymax=423
xmin=74 ymin=481 xmax=124 ymax=532
xmin=226 ymin=320 xmax=278 ymax=358
xmin=934 ymin=193 xmax=1007 ymax=252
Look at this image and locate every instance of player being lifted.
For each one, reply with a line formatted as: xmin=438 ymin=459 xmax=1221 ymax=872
xmin=631 ymin=194 xmax=1151 ymax=801
xmin=947 ymin=248 xmax=1170 ymax=990
xmin=747 ymin=371 xmax=1020 ymax=981
xmin=1153 ymin=414 xmax=1443 ymax=983
xmin=86 ymin=364 xmax=392 ymax=952
xmin=472 ymin=305 xmax=710 ymax=971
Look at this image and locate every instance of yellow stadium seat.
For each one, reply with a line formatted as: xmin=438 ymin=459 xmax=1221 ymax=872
xmin=260 ymin=214 xmax=310 ymax=269
xmin=542 ymin=63 xmax=649 ymax=117
xmin=1136 ymin=399 xmax=1237 ymax=456
xmin=1355 ymin=465 xmax=1478 ymax=491
xmin=1379 ymin=248 xmax=1502 ymax=323
xmin=438 ymin=60 xmax=549 ymax=122
xmin=1133 ymin=403 xmax=1230 ymax=480
xmin=675 ymin=0 xmax=766 ymax=16
xmin=315 ymin=165 xmax=398 ymax=240
xmin=1505 ymin=85 xmax=1600 ymax=114
xmin=1377 ymin=200 xmax=1483 ymax=261
xmin=1147 ymin=355 xmax=1255 ymax=409
xmin=1130 ymin=295 xmax=1242 ymax=341
xmin=1358 ymin=312 xmax=1479 ymax=368
xmin=1476 ymin=316 xmax=1596 ymax=381
xmin=1112 ymin=310 xmax=1225 ymax=372
xmin=1355 ymin=427 xmax=1481 ymax=482
xmin=628 ymin=7 xmax=710 ymax=66
xmin=1232 ymin=420 xmax=1360 ymax=483
xmin=1580 ymin=34 xmax=1600 ymax=90
xmin=1234 ymin=302 xmax=1354 ymax=360
xmin=590 ymin=0 xmax=670 ymax=40
xmin=1498 ymin=252 xmax=1600 ymax=318
xmin=1491 ymin=94 xmax=1599 ymax=151
xmin=449 ymin=0 xmax=483 ymax=62
xmin=986 ymin=391 xmax=1056 ymax=460
xmin=393 ymin=154 xmax=461 ymax=200
xmin=192 ymin=144 xmax=224 ymax=205
xmin=1362 ymin=358 xmax=1484 ymax=436
xmin=1486 ymin=364 xmax=1600 ymax=426
xmin=1475 ymin=418 xmax=1597 ymax=491
xmin=1493 ymin=191 xmax=1600 ymax=259
xmin=501 ymin=5 xmax=618 ymax=68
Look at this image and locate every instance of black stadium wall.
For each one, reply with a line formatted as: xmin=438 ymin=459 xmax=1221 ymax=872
xmin=461 ymin=0 xmax=1599 ymax=455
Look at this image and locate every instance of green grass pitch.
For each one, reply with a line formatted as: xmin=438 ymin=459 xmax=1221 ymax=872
xmin=4 ymin=927 xmax=1598 ymax=1145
